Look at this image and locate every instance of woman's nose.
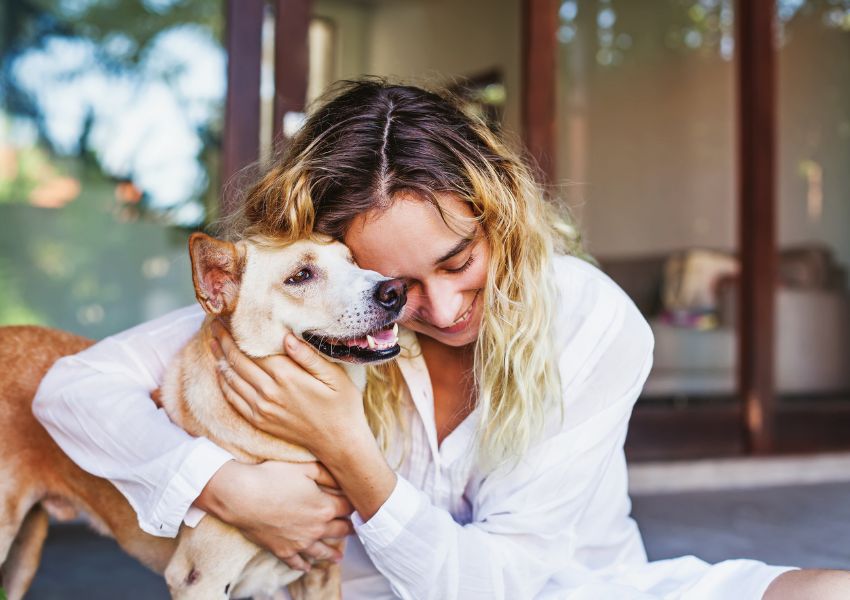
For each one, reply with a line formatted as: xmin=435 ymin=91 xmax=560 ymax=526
xmin=420 ymin=283 xmax=464 ymax=328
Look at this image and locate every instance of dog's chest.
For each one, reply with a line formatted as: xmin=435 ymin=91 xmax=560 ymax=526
xmin=160 ymin=334 xmax=314 ymax=464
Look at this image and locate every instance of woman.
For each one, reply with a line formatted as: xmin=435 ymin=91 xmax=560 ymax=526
xmin=34 ymin=79 xmax=848 ymax=598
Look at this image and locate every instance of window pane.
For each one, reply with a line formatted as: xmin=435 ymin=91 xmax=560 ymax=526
xmin=775 ymin=1 xmax=850 ymax=409
xmin=308 ymin=0 xmax=518 ymax=129
xmin=556 ymin=1 xmax=740 ymax=418
xmin=1 ymin=1 xmax=225 ymax=337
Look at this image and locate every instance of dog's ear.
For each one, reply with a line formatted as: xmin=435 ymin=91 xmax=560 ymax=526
xmin=189 ymin=233 xmax=245 ymax=315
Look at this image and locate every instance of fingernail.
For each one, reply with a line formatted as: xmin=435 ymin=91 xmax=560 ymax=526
xmin=210 ymin=338 xmax=221 ymax=356
xmin=285 ymin=335 xmax=299 ymax=351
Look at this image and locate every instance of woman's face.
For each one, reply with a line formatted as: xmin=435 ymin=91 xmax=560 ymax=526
xmin=343 ymin=192 xmax=489 ymax=348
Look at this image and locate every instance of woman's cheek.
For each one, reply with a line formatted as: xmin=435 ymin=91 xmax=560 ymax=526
xmin=398 ymin=295 xmax=422 ymax=327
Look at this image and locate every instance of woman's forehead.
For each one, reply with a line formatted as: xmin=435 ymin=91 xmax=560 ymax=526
xmin=343 ymin=193 xmax=476 ymax=273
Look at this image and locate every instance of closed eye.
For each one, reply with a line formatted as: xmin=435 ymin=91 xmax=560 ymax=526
xmin=445 ymin=253 xmax=476 ymax=274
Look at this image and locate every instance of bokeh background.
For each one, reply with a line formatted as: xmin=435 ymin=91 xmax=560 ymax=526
xmin=2 ymin=2 xmax=850 ymax=596
xmin=2 ymin=0 xmax=849 ymax=458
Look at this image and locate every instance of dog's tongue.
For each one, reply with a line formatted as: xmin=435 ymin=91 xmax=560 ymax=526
xmin=372 ymin=328 xmax=396 ymax=343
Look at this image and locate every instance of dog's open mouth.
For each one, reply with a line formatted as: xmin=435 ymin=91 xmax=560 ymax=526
xmin=302 ymin=323 xmax=401 ymax=363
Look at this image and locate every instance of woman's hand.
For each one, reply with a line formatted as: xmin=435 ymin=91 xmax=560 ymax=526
xmin=209 ymin=319 xmax=372 ymax=460
xmin=195 ymin=460 xmax=354 ymax=572
xmin=209 ymin=319 xmax=398 ymax=522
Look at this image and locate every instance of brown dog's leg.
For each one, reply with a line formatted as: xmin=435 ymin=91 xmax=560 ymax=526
xmin=2 ymin=505 xmax=49 ymax=600
xmin=0 ymin=479 xmax=29 ymax=571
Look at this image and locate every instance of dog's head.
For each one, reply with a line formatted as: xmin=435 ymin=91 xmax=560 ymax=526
xmin=189 ymin=232 xmax=406 ymax=364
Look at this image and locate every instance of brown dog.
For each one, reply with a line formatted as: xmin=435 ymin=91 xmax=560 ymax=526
xmin=0 ymin=232 xmax=406 ymax=599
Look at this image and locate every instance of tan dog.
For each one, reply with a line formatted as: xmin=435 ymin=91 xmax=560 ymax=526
xmin=0 ymin=232 xmax=407 ymax=599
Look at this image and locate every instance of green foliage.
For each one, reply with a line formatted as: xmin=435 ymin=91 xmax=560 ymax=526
xmin=18 ymin=0 xmax=223 ymax=64
xmin=0 ymin=143 xmax=67 ymax=206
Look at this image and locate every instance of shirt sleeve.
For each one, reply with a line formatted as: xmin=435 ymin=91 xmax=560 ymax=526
xmin=351 ymin=273 xmax=658 ymax=600
xmin=32 ymin=305 xmax=235 ymax=538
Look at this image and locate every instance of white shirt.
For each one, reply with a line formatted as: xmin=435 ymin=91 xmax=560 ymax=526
xmin=33 ymin=255 xmax=794 ymax=599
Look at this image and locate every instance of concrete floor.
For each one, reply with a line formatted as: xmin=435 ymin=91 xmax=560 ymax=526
xmin=19 ymin=482 xmax=850 ymax=599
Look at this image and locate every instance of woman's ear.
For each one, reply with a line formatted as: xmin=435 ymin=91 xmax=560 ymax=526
xmin=189 ymin=233 xmax=246 ymax=315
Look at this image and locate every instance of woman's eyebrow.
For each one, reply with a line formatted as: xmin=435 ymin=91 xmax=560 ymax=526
xmin=434 ymin=237 xmax=474 ymax=265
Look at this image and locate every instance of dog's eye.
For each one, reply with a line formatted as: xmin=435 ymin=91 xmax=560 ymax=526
xmin=285 ymin=269 xmax=313 ymax=284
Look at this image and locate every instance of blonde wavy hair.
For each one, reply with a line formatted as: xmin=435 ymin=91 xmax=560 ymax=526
xmin=218 ymin=78 xmax=589 ymax=469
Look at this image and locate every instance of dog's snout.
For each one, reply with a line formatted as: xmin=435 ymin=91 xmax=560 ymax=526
xmin=374 ymin=278 xmax=407 ymax=312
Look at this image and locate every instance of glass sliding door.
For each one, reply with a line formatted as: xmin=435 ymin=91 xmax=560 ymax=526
xmin=773 ymin=0 xmax=850 ymax=449
xmin=555 ymin=0 xmax=742 ymax=458
xmin=1 ymin=1 xmax=225 ymax=338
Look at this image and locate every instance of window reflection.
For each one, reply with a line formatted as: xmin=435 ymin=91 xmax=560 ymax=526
xmin=777 ymin=0 xmax=850 ymax=401
xmin=2 ymin=1 xmax=224 ymax=225
xmin=556 ymin=0 xmax=738 ymax=403
xmin=0 ymin=1 xmax=224 ymax=337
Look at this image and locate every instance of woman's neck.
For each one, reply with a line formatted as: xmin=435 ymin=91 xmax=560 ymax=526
xmin=417 ymin=334 xmax=475 ymax=372
xmin=417 ymin=335 xmax=476 ymax=445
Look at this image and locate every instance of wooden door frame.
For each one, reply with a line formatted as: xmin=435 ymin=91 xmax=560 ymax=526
xmin=221 ymin=0 xmax=310 ymax=216
xmin=521 ymin=0 xmax=558 ymax=183
xmin=735 ymin=0 xmax=778 ymax=454
xmin=221 ymin=0 xmax=264 ymax=216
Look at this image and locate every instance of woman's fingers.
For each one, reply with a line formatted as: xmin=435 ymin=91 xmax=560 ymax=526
xmin=301 ymin=541 xmax=343 ymax=563
xmin=211 ymin=321 xmax=280 ymax=396
xmin=328 ymin=492 xmax=354 ymax=518
xmin=281 ymin=553 xmax=312 ymax=572
xmin=305 ymin=462 xmax=340 ymax=489
xmin=218 ymin=369 xmax=259 ymax=423
xmin=323 ymin=518 xmax=355 ymax=539
xmin=284 ymin=334 xmax=340 ymax=388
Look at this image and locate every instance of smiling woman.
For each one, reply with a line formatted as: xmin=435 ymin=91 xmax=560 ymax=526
xmin=29 ymin=78 xmax=850 ymax=600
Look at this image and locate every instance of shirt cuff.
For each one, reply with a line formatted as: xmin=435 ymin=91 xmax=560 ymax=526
xmin=144 ymin=438 xmax=235 ymax=537
xmin=352 ymin=474 xmax=423 ymax=550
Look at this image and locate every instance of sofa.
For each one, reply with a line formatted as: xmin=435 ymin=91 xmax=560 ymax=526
xmin=597 ymin=245 xmax=850 ymax=398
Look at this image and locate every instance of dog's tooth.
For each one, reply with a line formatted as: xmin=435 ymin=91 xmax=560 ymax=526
xmin=367 ymin=334 xmax=376 ymax=349
xmin=392 ymin=323 xmax=399 ymax=336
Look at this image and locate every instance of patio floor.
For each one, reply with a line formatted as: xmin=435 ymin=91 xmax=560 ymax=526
xmin=20 ymin=481 xmax=850 ymax=599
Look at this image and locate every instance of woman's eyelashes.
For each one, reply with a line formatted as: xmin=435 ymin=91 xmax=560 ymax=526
xmin=444 ymin=252 xmax=476 ymax=274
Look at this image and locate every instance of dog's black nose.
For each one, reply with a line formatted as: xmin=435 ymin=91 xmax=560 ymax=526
xmin=374 ymin=278 xmax=407 ymax=312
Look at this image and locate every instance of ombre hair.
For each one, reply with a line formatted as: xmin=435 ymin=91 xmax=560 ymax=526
xmin=219 ymin=78 xmax=588 ymax=469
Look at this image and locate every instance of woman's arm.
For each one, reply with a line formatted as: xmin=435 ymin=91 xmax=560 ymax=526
xmin=32 ymin=305 xmax=353 ymax=570
xmin=32 ymin=305 xmax=232 ymax=536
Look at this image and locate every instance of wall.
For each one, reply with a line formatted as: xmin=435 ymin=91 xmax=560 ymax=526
xmin=556 ymin=1 xmax=850 ymax=274
xmin=313 ymin=0 xmax=522 ymax=136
